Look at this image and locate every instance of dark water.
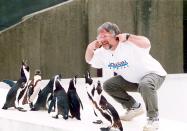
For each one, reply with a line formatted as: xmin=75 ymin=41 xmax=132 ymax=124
xmin=0 ymin=0 xmax=68 ymax=31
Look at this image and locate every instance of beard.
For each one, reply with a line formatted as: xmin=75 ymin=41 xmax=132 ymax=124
xmin=102 ymin=41 xmax=112 ymax=50
xmin=103 ymin=44 xmax=112 ymax=50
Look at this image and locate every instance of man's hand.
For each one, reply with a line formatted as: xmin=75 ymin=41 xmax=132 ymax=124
xmin=116 ymin=33 xmax=151 ymax=48
xmin=89 ymin=40 xmax=102 ymax=50
xmin=85 ymin=40 xmax=102 ymax=63
xmin=116 ymin=33 xmax=129 ymax=42
xmin=95 ymin=41 xmax=102 ymax=50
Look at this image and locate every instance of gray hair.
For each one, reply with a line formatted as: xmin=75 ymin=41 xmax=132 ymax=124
xmin=97 ymin=22 xmax=121 ymax=36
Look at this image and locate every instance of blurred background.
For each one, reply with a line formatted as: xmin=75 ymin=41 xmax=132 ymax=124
xmin=0 ymin=0 xmax=185 ymax=80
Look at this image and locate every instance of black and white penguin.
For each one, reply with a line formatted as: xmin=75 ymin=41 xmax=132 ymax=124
xmin=2 ymin=60 xmax=30 ymax=111
xmin=85 ymin=71 xmax=93 ymax=85
xmin=67 ymin=76 xmax=83 ymax=120
xmin=21 ymin=69 xmax=42 ymax=108
xmin=96 ymin=81 xmax=123 ymax=131
xmin=84 ymin=72 xmax=111 ymax=124
xmin=85 ymin=72 xmax=123 ymax=131
xmin=31 ymin=74 xmax=61 ymax=111
xmin=48 ymin=75 xmax=69 ymax=120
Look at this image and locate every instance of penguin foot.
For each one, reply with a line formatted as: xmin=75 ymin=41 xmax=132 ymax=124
xmin=75 ymin=116 xmax=81 ymax=120
xmin=16 ymin=106 xmax=23 ymax=109
xmin=68 ymin=115 xmax=73 ymax=118
xmin=93 ymin=120 xmax=103 ymax=124
xmin=52 ymin=115 xmax=59 ymax=119
xmin=30 ymin=107 xmax=37 ymax=111
xmin=112 ymin=124 xmax=123 ymax=131
xmin=2 ymin=105 xmax=8 ymax=110
xmin=63 ymin=115 xmax=68 ymax=120
xmin=100 ymin=127 xmax=110 ymax=131
xmin=29 ymin=103 xmax=34 ymax=109
xmin=16 ymin=107 xmax=27 ymax=112
xmin=109 ymin=126 xmax=123 ymax=131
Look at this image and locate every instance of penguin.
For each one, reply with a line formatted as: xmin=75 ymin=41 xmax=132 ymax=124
xmin=96 ymin=81 xmax=123 ymax=131
xmin=2 ymin=60 xmax=30 ymax=111
xmin=86 ymin=88 xmax=112 ymax=125
xmin=85 ymin=71 xmax=93 ymax=85
xmin=48 ymin=75 xmax=69 ymax=120
xmin=67 ymin=76 xmax=83 ymax=120
xmin=31 ymin=74 xmax=61 ymax=111
xmin=84 ymin=72 xmax=111 ymax=125
xmin=22 ymin=69 xmax=42 ymax=108
xmin=85 ymin=72 xmax=123 ymax=131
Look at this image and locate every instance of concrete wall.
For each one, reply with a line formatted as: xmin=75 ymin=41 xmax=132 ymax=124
xmin=0 ymin=0 xmax=88 ymax=80
xmin=87 ymin=0 xmax=183 ymax=75
xmin=0 ymin=0 xmax=183 ymax=80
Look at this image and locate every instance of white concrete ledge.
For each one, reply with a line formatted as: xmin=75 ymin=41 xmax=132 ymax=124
xmin=0 ymin=74 xmax=187 ymax=131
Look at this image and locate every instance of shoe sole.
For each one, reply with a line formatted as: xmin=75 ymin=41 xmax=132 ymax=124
xmin=143 ymin=127 xmax=158 ymax=131
xmin=143 ymin=125 xmax=159 ymax=131
xmin=120 ymin=109 xmax=144 ymax=121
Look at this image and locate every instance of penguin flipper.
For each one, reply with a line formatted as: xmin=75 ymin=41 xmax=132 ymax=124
xmin=17 ymin=87 xmax=27 ymax=102
xmin=101 ymin=111 xmax=112 ymax=124
xmin=87 ymin=92 xmax=94 ymax=101
xmin=48 ymin=98 xmax=55 ymax=113
xmin=77 ymin=94 xmax=83 ymax=109
xmin=93 ymin=109 xmax=98 ymax=116
xmin=47 ymin=93 xmax=53 ymax=102
xmin=38 ymin=89 xmax=42 ymax=95
xmin=2 ymin=79 xmax=16 ymax=87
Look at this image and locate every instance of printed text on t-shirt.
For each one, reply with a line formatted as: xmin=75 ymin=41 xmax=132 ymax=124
xmin=108 ymin=60 xmax=128 ymax=70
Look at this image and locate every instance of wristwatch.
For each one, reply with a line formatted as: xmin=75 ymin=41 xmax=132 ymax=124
xmin=126 ymin=33 xmax=130 ymax=40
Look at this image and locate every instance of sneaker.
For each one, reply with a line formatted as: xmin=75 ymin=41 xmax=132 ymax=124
xmin=143 ymin=117 xmax=159 ymax=131
xmin=120 ymin=104 xmax=144 ymax=121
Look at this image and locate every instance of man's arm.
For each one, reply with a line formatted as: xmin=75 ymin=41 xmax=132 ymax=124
xmin=85 ymin=40 xmax=101 ymax=63
xmin=117 ymin=33 xmax=151 ymax=48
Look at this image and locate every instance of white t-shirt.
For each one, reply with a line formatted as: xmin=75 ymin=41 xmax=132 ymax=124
xmin=89 ymin=41 xmax=167 ymax=83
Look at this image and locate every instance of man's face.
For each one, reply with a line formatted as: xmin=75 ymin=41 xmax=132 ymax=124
xmin=97 ymin=29 xmax=116 ymax=50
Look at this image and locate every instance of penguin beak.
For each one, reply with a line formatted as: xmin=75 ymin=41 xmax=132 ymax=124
xmin=58 ymin=74 xmax=62 ymax=81
xmin=22 ymin=59 xmax=28 ymax=65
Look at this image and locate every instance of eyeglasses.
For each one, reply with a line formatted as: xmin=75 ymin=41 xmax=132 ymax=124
xmin=96 ymin=34 xmax=114 ymax=40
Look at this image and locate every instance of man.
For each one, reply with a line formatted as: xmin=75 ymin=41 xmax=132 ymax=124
xmin=85 ymin=22 xmax=167 ymax=131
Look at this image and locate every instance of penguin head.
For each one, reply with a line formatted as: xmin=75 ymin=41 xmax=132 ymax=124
xmin=21 ymin=60 xmax=30 ymax=82
xmin=54 ymin=74 xmax=62 ymax=83
xmin=33 ymin=69 xmax=42 ymax=83
xmin=96 ymin=80 xmax=103 ymax=95
xmin=34 ymin=69 xmax=41 ymax=76
xmin=84 ymin=71 xmax=93 ymax=85
xmin=53 ymin=74 xmax=62 ymax=92
xmin=69 ymin=75 xmax=77 ymax=90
